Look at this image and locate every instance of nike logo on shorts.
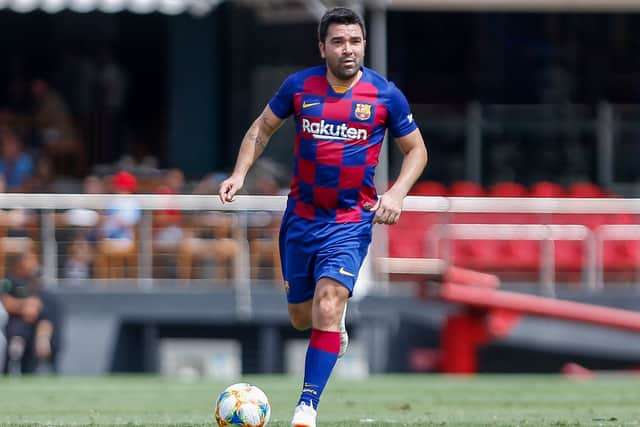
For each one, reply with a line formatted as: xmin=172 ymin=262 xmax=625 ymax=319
xmin=339 ymin=267 xmax=355 ymax=277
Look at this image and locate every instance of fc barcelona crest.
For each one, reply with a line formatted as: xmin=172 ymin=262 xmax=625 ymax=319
xmin=354 ymin=103 xmax=372 ymax=121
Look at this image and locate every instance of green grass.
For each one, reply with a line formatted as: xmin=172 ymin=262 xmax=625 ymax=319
xmin=0 ymin=374 xmax=639 ymax=426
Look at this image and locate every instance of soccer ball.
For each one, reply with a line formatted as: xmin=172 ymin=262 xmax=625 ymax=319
xmin=215 ymin=382 xmax=271 ymax=427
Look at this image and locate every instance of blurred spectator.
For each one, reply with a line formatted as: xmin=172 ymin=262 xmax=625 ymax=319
xmin=247 ymin=158 xmax=288 ymax=196
xmin=162 ymin=168 xmax=185 ymax=194
xmin=0 ymin=157 xmax=39 ymax=279
xmin=154 ymin=169 xmax=185 ymax=245
xmin=0 ymin=127 xmax=34 ymax=192
xmin=192 ymin=172 xmax=226 ymax=195
xmin=59 ymin=175 xmax=104 ymax=281
xmin=1 ymin=251 xmax=61 ymax=374
xmin=100 ymin=171 xmax=141 ymax=241
xmin=152 ymin=169 xmax=185 ymax=278
xmin=23 ymin=154 xmax=55 ymax=193
xmin=31 ymin=78 xmax=86 ymax=178
xmin=83 ymin=174 xmax=106 ymax=194
xmin=63 ymin=238 xmax=94 ymax=282
xmin=63 ymin=175 xmax=105 ymax=230
xmin=92 ymin=171 xmax=141 ymax=278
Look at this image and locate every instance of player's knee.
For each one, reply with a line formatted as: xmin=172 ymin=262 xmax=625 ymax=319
xmin=315 ymin=296 xmax=341 ymax=324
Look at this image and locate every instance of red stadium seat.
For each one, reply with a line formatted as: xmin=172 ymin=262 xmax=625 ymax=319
xmin=599 ymin=217 xmax=640 ymax=281
xmin=530 ymin=181 xmax=566 ymax=198
xmin=449 ymin=181 xmax=485 ymax=197
xmin=389 ymin=210 xmax=444 ymax=259
xmin=554 ymin=240 xmax=585 ymax=273
xmin=389 ymin=181 xmax=448 ymax=260
xmin=448 ymin=239 xmax=499 ymax=271
xmin=488 ymin=181 xmax=528 ymax=198
xmin=602 ymin=240 xmax=640 ymax=273
xmin=388 ymin=226 xmax=426 ymax=258
xmin=410 ymin=180 xmax=447 ymax=196
xmin=567 ymin=181 xmax=604 ymax=198
xmin=496 ymin=240 xmax=541 ymax=272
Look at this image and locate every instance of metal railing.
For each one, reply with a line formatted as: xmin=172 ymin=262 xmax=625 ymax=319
xmin=0 ymin=193 xmax=639 ymax=294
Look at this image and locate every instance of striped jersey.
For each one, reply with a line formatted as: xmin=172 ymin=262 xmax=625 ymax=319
xmin=268 ymin=65 xmax=417 ymax=223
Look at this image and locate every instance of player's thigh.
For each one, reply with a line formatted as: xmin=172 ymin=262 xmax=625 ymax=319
xmin=279 ymin=215 xmax=316 ymax=304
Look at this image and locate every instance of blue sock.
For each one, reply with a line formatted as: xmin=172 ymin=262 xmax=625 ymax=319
xmin=297 ymin=328 xmax=340 ymax=409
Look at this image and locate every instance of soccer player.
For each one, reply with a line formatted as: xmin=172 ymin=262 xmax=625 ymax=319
xmin=219 ymin=7 xmax=427 ymax=427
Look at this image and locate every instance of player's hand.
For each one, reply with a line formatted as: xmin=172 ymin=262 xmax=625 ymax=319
xmin=364 ymin=191 xmax=403 ymax=225
xmin=218 ymin=175 xmax=244 ymax=204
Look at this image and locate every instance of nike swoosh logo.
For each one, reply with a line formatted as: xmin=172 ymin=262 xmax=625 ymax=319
xmin=302 ymin=102 xmax=320 ymax=108
xmin=339 ymin=267 xmax=355 ymax=277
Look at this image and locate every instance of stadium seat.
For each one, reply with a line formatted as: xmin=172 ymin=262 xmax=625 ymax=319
xmin=389 ymin=222 xmax=429 ymax=258
xmin=247 ymin=212 xmax=282 ymax=281
xmin=95 ymin=237 xmax=138 ymax=278
xmin=488 ymin=181 xmax=528 ymax=197
xmin=410 ymin=180 xmax=447 ymax=196
xmin=449 ymin=180 xmax=485 ymax=197
xmin=496 ymin=239 xmax=541 ymax=272
xmin=389 ymin=210 xmax=441 ymax=259
xmin=390 ymin=179 xmax=447 ymax=259
xmin=530 ymin=181 xmax=566 ymax=198
xmin=598 ymin=218 xmax=640 ymax=281
xmin=177 ymin=212 xmax=241 ymax=281
xmin=602 ymin=240 xmax=640 ymax=277
xmin=553 ymin=240 xmax=585 ymax=274
xmin=567 ymin=181 xmax=603 ymax=198
xmin=448 ymin=239 xmax=499 ymax=271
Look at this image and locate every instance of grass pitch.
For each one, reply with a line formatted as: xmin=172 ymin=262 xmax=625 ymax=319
xmin=0 ymin=374 xmax=639 ymax=426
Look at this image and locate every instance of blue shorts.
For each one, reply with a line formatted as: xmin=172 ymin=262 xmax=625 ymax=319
xmin=279 ymin=213 xmax=372 ymax=304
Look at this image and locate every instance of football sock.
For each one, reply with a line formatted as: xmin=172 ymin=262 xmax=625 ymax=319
xmin=297 ymin=328 xmax=340 ymax=409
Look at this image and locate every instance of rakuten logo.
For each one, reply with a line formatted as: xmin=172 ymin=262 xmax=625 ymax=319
xmin=302 ymin=118 xmax=368 ymax=141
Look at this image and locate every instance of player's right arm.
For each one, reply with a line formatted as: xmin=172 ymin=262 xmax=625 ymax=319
xmin=219 ymin=105 xmax=284 ymax=203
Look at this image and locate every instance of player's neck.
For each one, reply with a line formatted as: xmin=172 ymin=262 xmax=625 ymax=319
xmin=326 ymin=69 xmax=362 ymax=94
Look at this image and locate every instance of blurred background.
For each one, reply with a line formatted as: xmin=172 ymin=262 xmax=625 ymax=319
xmin=2 ymin=0 xmax=640 ymax=379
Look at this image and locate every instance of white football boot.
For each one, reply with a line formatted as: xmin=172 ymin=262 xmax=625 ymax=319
xmin=291 ymin=401 xmax=317 ymax=427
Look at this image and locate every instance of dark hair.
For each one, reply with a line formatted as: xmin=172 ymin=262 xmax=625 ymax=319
xmin=318 ymin=7 xmax=366 ymax=43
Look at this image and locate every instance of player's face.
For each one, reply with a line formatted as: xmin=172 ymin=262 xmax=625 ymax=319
xmin=319 ymin=23 xmax=365 ymax=82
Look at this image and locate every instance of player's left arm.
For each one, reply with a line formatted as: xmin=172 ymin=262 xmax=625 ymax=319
xmin=371 ymin=128 xmax=428 ymax=225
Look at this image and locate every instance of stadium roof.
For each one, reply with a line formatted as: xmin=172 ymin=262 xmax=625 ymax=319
xmin=0 ymin=0 xmax=222 ymax=15
xmin=2 ymin=0 xmax=640 ymax=16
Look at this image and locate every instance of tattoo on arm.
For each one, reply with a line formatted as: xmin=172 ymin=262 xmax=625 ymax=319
xmin=253 ymin=114 xmax=276 ymax=151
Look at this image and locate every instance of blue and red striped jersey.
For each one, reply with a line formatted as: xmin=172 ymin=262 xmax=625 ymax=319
xmin=269 ymin=65 xmax=417 ymax=223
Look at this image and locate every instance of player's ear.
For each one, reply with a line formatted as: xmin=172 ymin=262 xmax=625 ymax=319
xmin=319 ymin=41 xmax=326 ymax=59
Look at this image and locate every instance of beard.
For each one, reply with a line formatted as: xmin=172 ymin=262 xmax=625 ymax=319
xmin=328 ymin=56 xmax=362 ymax=81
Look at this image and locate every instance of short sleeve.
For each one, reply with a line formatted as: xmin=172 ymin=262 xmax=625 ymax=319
xmin=268 ymin=74 xmax=299 ymax=119
xmin=386 ymin=83 xmax=418 ymax=138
